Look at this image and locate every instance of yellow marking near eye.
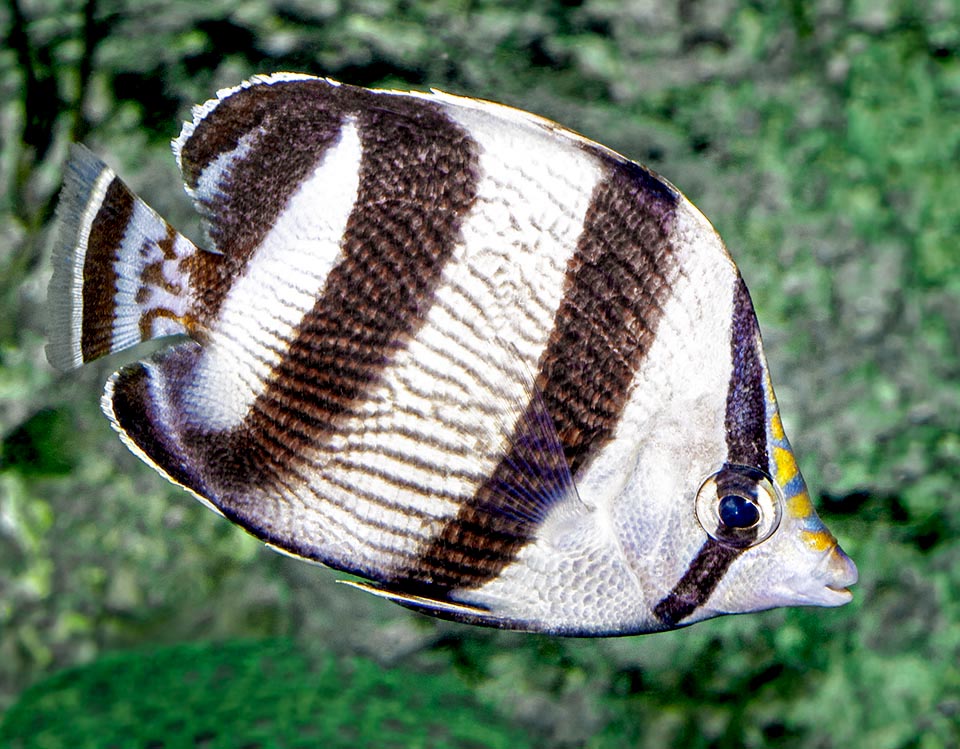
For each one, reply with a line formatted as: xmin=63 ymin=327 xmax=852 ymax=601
xmin=787 ymin=491 xmax=815 ymax=519
xmin=770 ymin=412 xmax=785 ymax=441
xmin=774 ymin=445 xmax=798 ymax=484
xmin=801 ymin=529 xmax=836 ymax=552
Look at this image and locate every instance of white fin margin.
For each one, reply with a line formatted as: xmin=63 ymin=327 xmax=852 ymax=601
xmin=46 ymin=146 xmax=115 ymax=371
xmin=337 ymin=580 xmax=492 ymax=619
xmin=171 ymin=72 xmax=672 ymax=193
xmin=100 ymin=361 xmax=226 ymax=520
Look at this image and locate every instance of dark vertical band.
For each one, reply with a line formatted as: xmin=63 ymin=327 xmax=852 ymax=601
xmin=724 ymin=274 xmax=768 ymax=469
xmin=537 ymin=160 xmax=678 ymax=475
xmin=190 ymin=93 xmax=481 ymax=498
xmin=397 ymin=391 xmax=575 ymax=590
xmin=653 ymin=274 xmax=771 ymax=625
xmin=400 ymin=159 xmax=680 ymax=593
xmin=652 ymin=539 xmax=741 ymax=626
xmin=81 ymin=177 xmax=132 ymax=361
xmin=178 ymin=80 xmax=349 ymax=323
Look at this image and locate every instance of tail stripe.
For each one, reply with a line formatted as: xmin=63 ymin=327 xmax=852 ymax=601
xmin=47 ymin=145 xmax=205 ymax=372
xmin=81 ymin=176 xmax=134 ymax=361
xmin=110 ymin=203 xmax=198 ymax=350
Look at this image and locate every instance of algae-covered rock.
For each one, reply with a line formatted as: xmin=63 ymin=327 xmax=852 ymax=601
xmin=0 ymin=638 xmax=532 ymax=749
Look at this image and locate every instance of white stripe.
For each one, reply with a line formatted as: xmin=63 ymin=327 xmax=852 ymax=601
xmin=110 ymin=202 xmax=195 ymax=352
xmin=284 ymin=102 xmax=605 ymax=572
xmin=190 ymin=133 xmax=255 ymax=213
xmin=189 ymin=116 xmax=363 ymax=430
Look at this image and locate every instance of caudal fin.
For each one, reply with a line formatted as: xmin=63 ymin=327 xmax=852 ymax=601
xmin=47 ymin=144 xmax=210 ymax=371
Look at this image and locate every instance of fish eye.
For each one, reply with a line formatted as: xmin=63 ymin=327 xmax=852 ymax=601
xmin=718 ymin=494 xmax=760 ymax=528
xmin=695 ymin=464 xmax=782 ymax=548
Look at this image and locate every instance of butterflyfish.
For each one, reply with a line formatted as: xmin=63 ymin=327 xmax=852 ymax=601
xmin=47 ymin=74 xmax=857 ymax=635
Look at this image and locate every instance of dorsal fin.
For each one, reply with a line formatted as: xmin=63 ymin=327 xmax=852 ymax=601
xmin=172 ymin=74 xmax=348 ymax=262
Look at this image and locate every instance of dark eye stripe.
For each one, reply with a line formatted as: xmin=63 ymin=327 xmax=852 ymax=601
xmin=724 ymin=274 xmax=769 ymax=470
xmin=652 ymin=539 xmax=741 ymax=627
xmin=653 ymin=275 xmax=770 ymax=626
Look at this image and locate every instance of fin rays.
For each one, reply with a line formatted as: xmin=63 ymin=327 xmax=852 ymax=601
xmin=47 ymin=144 xmax=212 ymax=372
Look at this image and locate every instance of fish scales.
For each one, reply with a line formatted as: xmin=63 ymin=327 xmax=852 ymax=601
xmin=47 ymin=73 xmax=858 ymax=635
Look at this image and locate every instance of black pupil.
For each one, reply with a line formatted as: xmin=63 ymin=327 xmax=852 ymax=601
xmin=718 ymin=494 xmax=760 ymax=528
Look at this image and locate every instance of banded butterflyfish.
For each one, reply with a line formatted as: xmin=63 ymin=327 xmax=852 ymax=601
xmin=46 ymin=74 xmax=858 ymax=635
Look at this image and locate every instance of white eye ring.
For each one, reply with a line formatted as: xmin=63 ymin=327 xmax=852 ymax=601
xmin=695 ymin=464 xmax=783 ymax=548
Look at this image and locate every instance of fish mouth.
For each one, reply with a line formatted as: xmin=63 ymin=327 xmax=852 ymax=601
xmin=819 ymin=584 xmax=854 ymax=605
xmin=814 ymin=544 xmax=858 ymax=606
xmin=825 ymin=583 xmax=852 ymax=595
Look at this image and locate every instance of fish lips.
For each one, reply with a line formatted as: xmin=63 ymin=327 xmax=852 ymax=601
xmin=815 ymin=543 xmax=859 ymax=604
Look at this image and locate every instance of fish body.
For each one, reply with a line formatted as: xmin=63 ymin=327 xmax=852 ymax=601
xmin=47 ymin=74 xmax=857 ymax=635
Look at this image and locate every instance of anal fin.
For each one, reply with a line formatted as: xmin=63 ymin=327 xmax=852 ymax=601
xmin=338 ymin=580 xmax=495 ymax=622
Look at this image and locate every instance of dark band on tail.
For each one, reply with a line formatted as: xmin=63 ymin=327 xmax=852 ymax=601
xmin=47 ymin=145 xmax=211 ymax=372
xmin=81 ymin=177 xmax=133 ymax=361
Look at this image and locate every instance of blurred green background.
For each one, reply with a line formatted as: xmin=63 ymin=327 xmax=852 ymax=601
xmin=1 ymin=0 xmax=958 ymax=746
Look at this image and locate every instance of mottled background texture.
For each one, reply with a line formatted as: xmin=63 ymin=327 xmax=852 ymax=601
xmin=1 ymin=1 xmax=958 ymax=747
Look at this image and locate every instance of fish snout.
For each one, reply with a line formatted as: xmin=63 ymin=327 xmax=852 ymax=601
xmin=813 ymin=542 xmax=858 ymax=605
